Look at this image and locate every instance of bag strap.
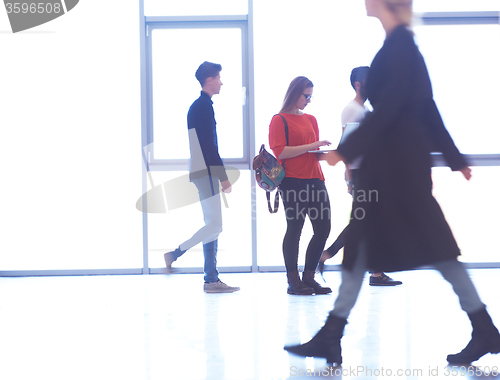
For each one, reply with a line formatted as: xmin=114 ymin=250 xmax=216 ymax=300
xmin=266 ymin=191 xmax=280 ymax=214
xmin=281 ymin=114 xmax=290 ymax=145
xmin=272 ymin=113 xmax=289 ymax=169
xmin=275 ymin=113 xmax=289 ymax=148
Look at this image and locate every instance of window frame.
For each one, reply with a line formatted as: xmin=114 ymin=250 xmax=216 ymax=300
xmin=140 ymin=9 xmax=258 ymax=276
xmin=143 ymin=15 xmax=253 ymax=172
xmin=418 ymin=10 xmax=500 ymax=167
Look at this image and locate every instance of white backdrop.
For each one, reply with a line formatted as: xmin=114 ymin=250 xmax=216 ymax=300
xmin=0 ymin=1 xmax=143 ymax=270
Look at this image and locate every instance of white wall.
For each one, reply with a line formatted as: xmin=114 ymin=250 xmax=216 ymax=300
xmin=0 ymin=1 xmax=143 ymax=270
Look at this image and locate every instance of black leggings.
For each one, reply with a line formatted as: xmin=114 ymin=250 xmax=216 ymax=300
xmin=279 ymin=178 xmax=331 ymax=272
xmin=325 ymin=169 xmax=359 ymax=255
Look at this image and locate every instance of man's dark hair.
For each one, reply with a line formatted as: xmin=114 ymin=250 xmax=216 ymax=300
xmin=195 ymin=61 xmax=222 ymax=86
xmin=350 ymin=66 xmax=370 ymax=90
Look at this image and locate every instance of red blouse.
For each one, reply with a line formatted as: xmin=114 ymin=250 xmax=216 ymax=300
xmin=268 ymin=113 xmax=325 ymax=181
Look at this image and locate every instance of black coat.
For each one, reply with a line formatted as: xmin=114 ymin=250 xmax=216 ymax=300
xmin=337 ymin=25 xmax=467 ymax=272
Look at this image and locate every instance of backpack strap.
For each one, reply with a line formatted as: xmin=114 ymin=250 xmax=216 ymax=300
xmin=273 ymin=113 xmax=289 ymax=170
xmin=267 ymin=191 xmax=280 ymax=214
xmin=275 ymin=113 xmax=289 ymax=149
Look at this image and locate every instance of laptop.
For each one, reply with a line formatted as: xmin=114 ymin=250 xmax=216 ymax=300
xmin=338 ymin=122 xmax=360 ymax=146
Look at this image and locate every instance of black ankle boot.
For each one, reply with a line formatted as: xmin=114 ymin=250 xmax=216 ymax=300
xmin=286 ymin=271 xmax=314 ymax=295
xmin=447 ymin=307 xmax=500 ymax=364
xmin=284 ymin=314 xmax=347 ymax=365
xmin=302 ymin=270 xmax=332 ymax=294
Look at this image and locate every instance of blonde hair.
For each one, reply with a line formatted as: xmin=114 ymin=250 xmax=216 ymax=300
xmin=384 ymin=0 xmax=413 ymax=26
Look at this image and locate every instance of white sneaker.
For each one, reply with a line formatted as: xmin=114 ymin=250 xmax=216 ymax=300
xmin=203 ymin=279 xmax=240 ymax=293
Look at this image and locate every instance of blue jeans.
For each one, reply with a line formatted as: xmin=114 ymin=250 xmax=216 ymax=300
xmin=178 ymin=176 xmax=222 ymax=283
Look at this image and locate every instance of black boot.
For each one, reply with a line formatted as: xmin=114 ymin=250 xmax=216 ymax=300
xmin=447 ymin=307 xmax=500 ymax=364
xmin=302 ymin=270 xmax=332 ymax=294
xmin=284 ymin=314 xmax=347 ymax=365
xmin=286 ymin=271 xmax=314 ymax=295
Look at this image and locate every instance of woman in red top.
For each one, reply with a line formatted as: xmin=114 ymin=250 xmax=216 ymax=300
xmin=269 ymin=76 xmax=332 ymax=295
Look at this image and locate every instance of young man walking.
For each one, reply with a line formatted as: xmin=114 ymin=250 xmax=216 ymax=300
xmin=164 ymin=61 xmax=239 ymax=293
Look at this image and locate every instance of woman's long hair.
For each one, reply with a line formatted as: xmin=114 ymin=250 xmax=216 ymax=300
xmin=384 ymin=0 xmax=413 ymax=26
xmin=280 ymin=76 xmax=313 ymax=114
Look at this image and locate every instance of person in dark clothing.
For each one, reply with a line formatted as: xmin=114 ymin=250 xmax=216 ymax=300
xmin=164 ymin=61 xmax=239 ymax=293
xmin=319 ymin=66 xmax=402 ymax=286
xmin=284 ymin=0 xmax=500 ymax=365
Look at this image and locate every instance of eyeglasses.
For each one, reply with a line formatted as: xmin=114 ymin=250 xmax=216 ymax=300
xmin=303 ymin=94 xmax=312 ymax=101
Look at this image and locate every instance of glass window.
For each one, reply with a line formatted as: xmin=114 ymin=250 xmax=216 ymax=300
xmin=151 ymin=27 xmax=245 ymax=160
xmin=252 ymin=0 xmax=500 ymax=267
xmin=432 ymin=166 xmax=500 ymax=263
xmin=145 ymin=0 xmax=248 ymax=17
xmin=257 ymin=166 xmax=500 ymax=267
xmin=414 ymin=24 xmax=500 ymax=154
xmin=147 ymin=171 xmax=252 ymax=269
xmin=253 ymin=0 xmax=385 ymax=165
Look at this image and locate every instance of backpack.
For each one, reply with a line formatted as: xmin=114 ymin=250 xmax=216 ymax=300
xmin=253 ymin=114 xmax=289 ymax=213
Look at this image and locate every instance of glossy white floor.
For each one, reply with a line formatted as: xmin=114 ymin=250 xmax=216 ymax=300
xmin=0 ymin=269 xmax=499 ymax=380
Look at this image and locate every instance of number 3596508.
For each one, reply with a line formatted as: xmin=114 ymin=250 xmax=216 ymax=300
xmin=5 ymin=3 xmax=62 ymax=14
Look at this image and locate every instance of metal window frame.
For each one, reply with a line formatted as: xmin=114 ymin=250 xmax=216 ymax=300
xmin=418 ymin=11 xmax=500 ymax=25
xmin=144 ymin=15 xmax=252 ymax=172
xmin=141 ymin=1 xmax=258 ymax=275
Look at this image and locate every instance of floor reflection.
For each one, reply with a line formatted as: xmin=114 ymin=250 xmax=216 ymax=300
xmin=0 ymin=270 xmax=499 ymax=379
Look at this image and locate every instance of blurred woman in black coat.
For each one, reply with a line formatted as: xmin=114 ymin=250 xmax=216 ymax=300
xmin=284 ymin=0 xmax=500 ymax=366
